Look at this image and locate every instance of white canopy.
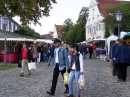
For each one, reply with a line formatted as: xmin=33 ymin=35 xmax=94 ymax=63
xmin=35 ymin=39 xmax=53 ymax=43
xmin=93 ymin=38 xmax=106 ymax=41
xmin=120 ymin=31 xmax=127 ymax=39
xmin=106 ymin=35 xmax=118 ymax=54
xmin=0 ymin=38 xmax=53 ymax=43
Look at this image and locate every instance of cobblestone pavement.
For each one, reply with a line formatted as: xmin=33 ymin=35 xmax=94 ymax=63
xmin=1 ymin=59 xmax=130 ymax=97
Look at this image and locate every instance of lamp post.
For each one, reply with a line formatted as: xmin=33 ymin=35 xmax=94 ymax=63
xmin=116 ymin=10 xmax=122 ymax=39
xmin=3 ymin=16 xmax=8 ymax=66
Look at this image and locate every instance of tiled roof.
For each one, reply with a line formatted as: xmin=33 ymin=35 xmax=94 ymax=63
xmin=41 ymin=34 xmax=53 ymax=39
xmin=55 ymin=24 xmax=63 ymax=38
xmin=97 ymin=0 xmax=122 ymax=17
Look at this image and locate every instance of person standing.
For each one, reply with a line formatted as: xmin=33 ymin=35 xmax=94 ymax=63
xmin=114 ymin=40 xmax=130 ymax=82
xmin=46 ymin=38 xmax=69 ymax=96
xmin=43 ymin=43 xmax=48 ymax=62
xmin=88 ymin=44 xmax=93 ymax=59
xmin=37 ymin=43 xmax=42 ymax=63
xmin=92 ymin=42 xmax=96 ymax=59
xmin=48 ymin=43 xmax=55 ymax=66
xmin=112 ymin=39 xmax=121 ymax=76
xmin=20 ymin=43 xmax=31 ymax=77
xmin=66 ymin=44 xmax=84 ymax=97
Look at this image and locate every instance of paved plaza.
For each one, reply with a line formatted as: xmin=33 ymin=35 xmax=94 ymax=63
xmin=1 ymin=59 xmax=130 ymax=97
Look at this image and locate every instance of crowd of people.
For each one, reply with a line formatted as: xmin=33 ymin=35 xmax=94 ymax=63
xmin=16 ymin=37 xmax=130 ymax=96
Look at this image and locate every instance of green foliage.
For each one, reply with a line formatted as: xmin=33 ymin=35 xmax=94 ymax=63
xmin=14 ymin=26 xmax=41 ymax=38
xmin=61 ymin=18 xmax=73 ymax=41
xmin=0 ymin=0 xmax=56 ymax=25
xmin=0 ymin=64 xmax=17 ymax=71
xmin=103 ymin=2 xmax=130 ymax=34
xmin=104 ymin=26 xmax=110 ymax=38
xmin=62 ymin=7 xmax=89 ymax=43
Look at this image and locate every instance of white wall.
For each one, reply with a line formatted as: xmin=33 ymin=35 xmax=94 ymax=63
xmin=86 ymin=0 xmax=105 ymax=41
xmin=53 ymin=26 xmax=58 ymax=38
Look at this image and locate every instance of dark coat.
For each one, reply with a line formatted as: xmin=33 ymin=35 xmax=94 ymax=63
xmin=112 ymin=43 xmax=118 ymax=58
xmin=114 ymin=45 xmax=130 ymax=65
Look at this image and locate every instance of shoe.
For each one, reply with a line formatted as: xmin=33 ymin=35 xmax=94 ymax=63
xmin=64 ymin=90 xmax=69 ymax=93
xmin=20 ymin=73 xmax=24 ymax=77
xmin=28 ymin=73 xmax=31 ymax=75
xmin=117 ymin=79 xmax=122 ymax=82
xmin=112 ymin=74 xmax=117 ymax=76
xmin=46 ymin=91 xmax=54 ymax=96
xmin=66 ymin=95 xmax=73 ymax=97
xmin=122 ymin=80 xmax=126 ymax=82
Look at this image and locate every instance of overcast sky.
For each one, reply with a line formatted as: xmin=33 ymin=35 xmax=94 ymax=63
xmin=14 ymin=0 xmax=91 ymax=35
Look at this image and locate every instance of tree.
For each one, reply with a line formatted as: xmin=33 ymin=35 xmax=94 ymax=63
xmin=63 ymin=7 xmax=89 ymax=43
xmin=14 ymin=26 xmax=41 ymax=38
xmin=61 ymin=18 xmax=73 ymax=41
xmin=0 ymin=0 xmax=57 ymax=25
xmin=103 ymin=2 xmax=130 ymax=35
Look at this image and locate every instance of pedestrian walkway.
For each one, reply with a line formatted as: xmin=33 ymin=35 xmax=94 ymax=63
xmin=0 ymin=59 xmax=130 ymax=97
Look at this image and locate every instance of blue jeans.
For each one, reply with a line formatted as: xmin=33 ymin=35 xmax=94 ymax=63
xmin=68 ymin=70 xmax=80 ymax=96
xmin=43 ymin=53 xmax=48 ymax=62
xmin=83 ymin=52 xmax=86 ymax=59
xmin=48 ymin=56 xmax=54 ymax=66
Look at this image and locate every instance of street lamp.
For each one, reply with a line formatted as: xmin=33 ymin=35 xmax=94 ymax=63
xmin=116 ymin=10 xmax=122 ymax=39
xmin=3 ymin=16 xmax=8 ymax=66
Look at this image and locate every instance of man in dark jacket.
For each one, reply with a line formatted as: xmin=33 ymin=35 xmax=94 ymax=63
xmin=114 ymin=40 xmax=130 ymax=82
xmin=112 ymin=39 xmax=120 ymax=76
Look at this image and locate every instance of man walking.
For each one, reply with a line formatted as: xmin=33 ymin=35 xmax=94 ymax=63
xmin=112 ymin=39 xmax=121 ymax=76
xmin=20 ymin=43 xmax=31 ymax=77
xmin=46 ymin=38 xmax=69 ymax=96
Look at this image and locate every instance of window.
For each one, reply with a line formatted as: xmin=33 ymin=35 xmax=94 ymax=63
xmin=92 ymin=9 xmax=94 ymax=16
xmin=13 ymin=24 xmax=15 ymax=32
xmin=99 ymin=24 xmax=101 ymax=30
xmin=93 ymin=17 xmax=94 ymax=23
xmin=97 ymin=15 xmax=99 ymax=21
xmin=89 ymin=28 xmax=90 ymax=33
xmin=9 ymin=21 xmax=11 ymax=30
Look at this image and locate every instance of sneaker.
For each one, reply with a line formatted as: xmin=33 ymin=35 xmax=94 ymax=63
xmin=64 ymin=90 xmax=69 ymax=93
xmin=117 ymin=79 xmax=122 ymax=82
xmin=46 ymin=91 xmax=54 ymax=96
xmin=20 ymin=73 xmax=24 ymax=77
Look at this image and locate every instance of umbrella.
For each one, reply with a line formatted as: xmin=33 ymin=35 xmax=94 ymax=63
xmin=123 ymin=32 xmax=130 ymax=39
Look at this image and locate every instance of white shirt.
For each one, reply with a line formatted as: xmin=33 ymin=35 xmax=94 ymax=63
xmin=55 ymin=47 xmax=65 ymax=71
xmin=55 ymin=48 xmax=59 ymax=63
xmin=71 ymin=53 xmax=84 ymax=72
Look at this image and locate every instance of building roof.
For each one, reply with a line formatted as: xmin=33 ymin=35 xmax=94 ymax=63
xmin=97 ymin=0 xmax=123 ymax=17
xmin=41 ymin=34 xmax=53 ymax=39
xmin=55 ymin=24 xmax=63 ymax=38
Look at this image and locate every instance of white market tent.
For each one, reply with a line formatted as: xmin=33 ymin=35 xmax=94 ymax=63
xmin=106 ymin=35 xmax=118 ymax=54
xmin=35 ymin=39 xmax=53 ymax=43
xmin=120 ymin=31 xmax=127 ymax=39
xmin=0 ymin=38 xmax=53 ymax=43
xmin=93 ymin=38 xmax=106 ymax=41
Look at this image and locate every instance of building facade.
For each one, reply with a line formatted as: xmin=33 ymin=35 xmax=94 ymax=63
xmin=53 ymin=24 xmax=63 ymax=39
xmin=0 ymin=15 xmax=20 ymax=32
xmin=86 ymin=0 xmax=122 ymax=41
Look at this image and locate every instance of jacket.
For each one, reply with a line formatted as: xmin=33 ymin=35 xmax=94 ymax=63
xmin=114 ymin=45 xmax=130 ymax=65
xmin=70 ymin=52 xmax=80 ymax=71
xmin=112 ymin=43 xmax=118 ymax=58
xmin=53 ymin=46 xmax=69 ymax=68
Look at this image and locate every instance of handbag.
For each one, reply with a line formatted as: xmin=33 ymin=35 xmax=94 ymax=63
xmin=28 ymin=62 xmax=36 ymax=70
xmin=18 ymin=61 xmax=21 ymax=68
xmin=63 ymin=71 xmax=69 ymax=85
xmin=78 ymin=75 xmax=85 ymax=89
